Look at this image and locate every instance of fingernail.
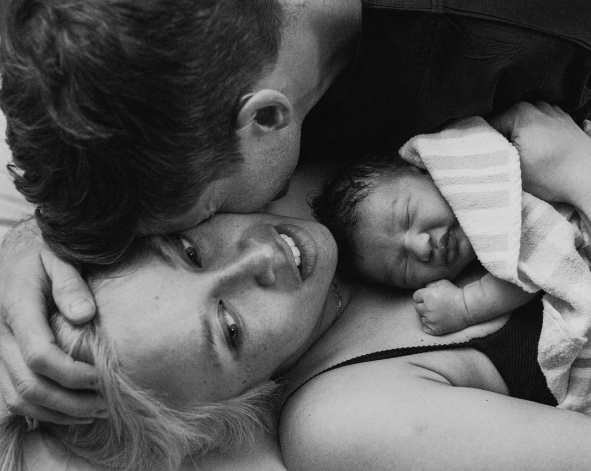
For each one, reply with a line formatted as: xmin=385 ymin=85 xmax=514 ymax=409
xmin=69 ymin=299 xmax=93 ymax=318
xmin=95 ymin=410 xmax=109 ymax=419
xmin=76 ymin=418 xmax=95 ymax=425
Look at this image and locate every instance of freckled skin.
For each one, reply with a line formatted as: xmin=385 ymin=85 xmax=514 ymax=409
xmin=95 ymin=213 xmax=338 ymax=406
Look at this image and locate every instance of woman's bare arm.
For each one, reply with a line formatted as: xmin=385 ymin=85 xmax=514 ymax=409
xmin=281 ymin=358 xmax=591 ymax=471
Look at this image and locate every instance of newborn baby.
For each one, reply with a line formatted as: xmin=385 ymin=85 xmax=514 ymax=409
xmin=314 ymin=111 xmax=591 ymax=413
xmin=312 ymin=155 xmax=535 ymax=335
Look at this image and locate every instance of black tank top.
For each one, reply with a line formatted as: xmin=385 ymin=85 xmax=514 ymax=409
xmin=294 ymin=297 xmax=556 ymax=406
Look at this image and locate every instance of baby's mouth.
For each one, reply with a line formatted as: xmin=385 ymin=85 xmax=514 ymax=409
xmin=446 ymin=229 xmax=458 ymax=265
xmin=438 ymin=229 xmax=457 ymax=265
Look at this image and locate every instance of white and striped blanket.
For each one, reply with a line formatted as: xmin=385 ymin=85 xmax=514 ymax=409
xmin=399 ymin=117 xmax=591 ymax=413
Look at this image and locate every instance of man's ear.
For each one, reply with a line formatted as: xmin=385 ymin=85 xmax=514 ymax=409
xmin=235 ymin=89 xmax=293 ymax=135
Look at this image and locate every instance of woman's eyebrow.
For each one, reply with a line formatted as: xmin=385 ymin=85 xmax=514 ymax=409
xmin=201 ymin=313 xmax=222 ymax=370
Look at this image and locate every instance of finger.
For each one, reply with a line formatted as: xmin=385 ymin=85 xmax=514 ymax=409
xmin=5 ymin=401 xmax=98 ymax=425
xmin=424 ymin=279 xmax=445 ymax=288
xmin=487 ymin=110 xmax=514 ymax=138
xmin=41 ymin=249 xmax=96 ymax=324
xmin=422 ymin=324 xmax=447 ymax=336
xmin=535 ymin=101 xmax=554 ymax=114
xmin=1 ymin=374 xmax=102 ymax=425
xmin=582 ymin=120 xmax=591 ymax=138
xmin=2 ymin=318 xmax=99 ymax=391
xmin=551 ymin=104 xmax=568 ymax=116
xmin=413 ymin=289 xmax=424 ymax=302
xmin=0 ymin=337 xmax=104 ymax=417
xmin=488 ymin=102 xmax=532 ymax=138
xmin=420 ymin=322 xmax=440 ymax=336
xmin=414 ymin=303 xmax=425 ymax=315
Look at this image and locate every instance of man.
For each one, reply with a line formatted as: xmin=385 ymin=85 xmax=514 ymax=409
xmin=1 ymin=0 xmax=591 ymax=424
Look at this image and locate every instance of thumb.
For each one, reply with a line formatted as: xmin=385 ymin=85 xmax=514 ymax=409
xmin=413 ymin=289 xmax=424 ymax=302
xmin=424 ymin=279 xmax=445 ymax=289
xmin=41 ymin=250 xmax=96 ymax=324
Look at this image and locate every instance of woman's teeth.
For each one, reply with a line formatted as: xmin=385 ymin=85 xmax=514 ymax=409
xmin=280 ymin=234 xmax=302 ymax=267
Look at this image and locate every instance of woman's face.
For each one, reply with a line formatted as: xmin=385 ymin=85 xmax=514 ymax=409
xmin=94 ymin=213 xmax=338 ymax=406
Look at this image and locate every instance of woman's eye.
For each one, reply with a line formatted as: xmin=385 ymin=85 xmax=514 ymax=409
xmin=181 ymin=238 xmax=202 ymax=268
xmin=219 ymin=301 xmax=240 ymax=347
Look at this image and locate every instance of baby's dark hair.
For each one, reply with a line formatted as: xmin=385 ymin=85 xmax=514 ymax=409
xmin=312 ymin=155 xmax=411 ymax=276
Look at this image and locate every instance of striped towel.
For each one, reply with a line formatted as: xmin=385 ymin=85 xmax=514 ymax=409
xmin=399 ymin=117 xmax=591 ymax=413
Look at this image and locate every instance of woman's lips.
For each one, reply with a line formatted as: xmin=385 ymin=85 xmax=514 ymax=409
xmin=275 ymin=224 xmax=318 ymax=281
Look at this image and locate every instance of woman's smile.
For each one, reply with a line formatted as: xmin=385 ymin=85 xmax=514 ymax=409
xmin=94 ymin=213 xmax=338 ymax=405
xmin=275 ymin=224 xmax=318 ymax=281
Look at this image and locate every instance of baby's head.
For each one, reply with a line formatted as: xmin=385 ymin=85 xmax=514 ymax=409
xmin=313 ymin=156 xmax=475 ymax=289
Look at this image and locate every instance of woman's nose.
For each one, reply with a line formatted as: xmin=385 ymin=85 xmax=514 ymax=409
xmin=226 ymin=239 xmax=276 ymax=287
xmin=405 ymin=232 xmax=432 ymax=261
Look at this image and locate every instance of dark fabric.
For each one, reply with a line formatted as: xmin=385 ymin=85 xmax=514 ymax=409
xmin=293 ymin=296 xmax=557 ymax=406
xmin=301 ymin=0 xmax=591 ymax=161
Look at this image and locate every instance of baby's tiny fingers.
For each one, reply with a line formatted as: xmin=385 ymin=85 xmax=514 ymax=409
xmin=413 ymin=289 xmax=424 ymax=302
xmin=421 ymin=325 xmax=439 ymax=336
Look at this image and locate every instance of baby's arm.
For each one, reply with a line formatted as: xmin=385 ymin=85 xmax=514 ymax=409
xmin=415 ymin=273 xmax=536 ymax=335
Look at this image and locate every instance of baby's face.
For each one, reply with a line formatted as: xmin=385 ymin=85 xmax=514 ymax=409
xmin=352 ymin=167 xmax=475 ymax=289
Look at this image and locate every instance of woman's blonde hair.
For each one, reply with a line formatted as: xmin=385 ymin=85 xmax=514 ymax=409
xmin=0 ymin=239 xmax=281 ymax=471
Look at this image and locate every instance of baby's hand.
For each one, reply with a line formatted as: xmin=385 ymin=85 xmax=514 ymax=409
xmin=413 ymin=279 xmax=470 ymax=335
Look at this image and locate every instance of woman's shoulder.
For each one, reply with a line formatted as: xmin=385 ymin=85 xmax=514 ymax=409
xmin=278 ymin=343 xmax=576 ymax=471
xmin=23 ymin=431 xmax=98 ymax=471
xmin=280 ymin=352 xmax=470 ymax=471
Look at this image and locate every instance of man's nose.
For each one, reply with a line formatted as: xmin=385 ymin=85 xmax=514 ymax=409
xmin=405 ymin=232 xmax=431 ymax=261
xmin=227 ymin=239 xmax=276 ymax=287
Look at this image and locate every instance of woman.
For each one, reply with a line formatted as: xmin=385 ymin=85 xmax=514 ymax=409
xmin=0 ymin=209 xmax=340 ymax=470
xmin=1 ymin=208 xmax=583 ymax=471
xmin=3 ymin=103 xmax=591 ymax=470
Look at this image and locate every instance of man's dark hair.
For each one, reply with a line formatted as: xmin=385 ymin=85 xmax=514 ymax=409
xmin=312 ymin=155 xmax=409 ymax=276
xmin=0 ymin=0 xmax=283 ymax=265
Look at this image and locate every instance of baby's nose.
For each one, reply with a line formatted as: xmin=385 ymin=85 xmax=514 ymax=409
xmin=406 ymin=232 xmax=432 ymax=262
